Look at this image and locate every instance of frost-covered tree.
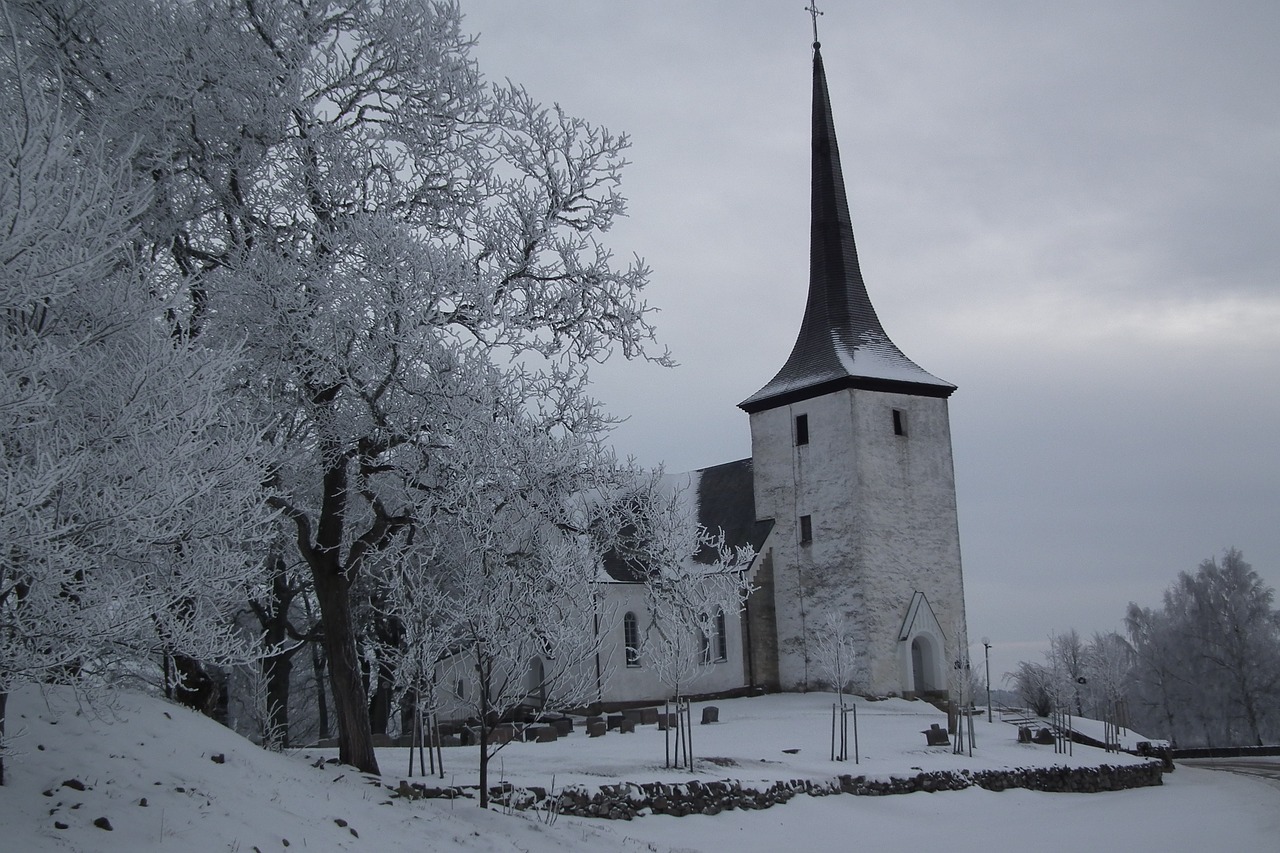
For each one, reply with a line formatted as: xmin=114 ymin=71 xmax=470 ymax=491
xmin=1006 ymin=661 xmax=1053 ymax=717
xmin=810 ymin=609 xmax=861 ymax=698
xmin=610 ymin=477 xmax=754 ymax=706
xmin=1083 ymin=631 xmax=1133 ymax=725
xmin=1125 ymin=603 xmax=1196 ymax=743
xmin=403 ymin=399 xmax=628 ymax=807
xmin=1127 ymin=550 xmax=1280 ymax=746
xmin=0 ymin=23 xmax=274 ymax=784
xmin=19 ymin=0 xmax=668 ymax=774
xmin=1047 ymin=629 xmax=1087 ymax=716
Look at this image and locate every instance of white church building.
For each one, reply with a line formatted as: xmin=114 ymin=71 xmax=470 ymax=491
xmin=434 ymin=37 xmax=970 ymax=722
xmin=593 ymin=38 xmax=969 ymax=704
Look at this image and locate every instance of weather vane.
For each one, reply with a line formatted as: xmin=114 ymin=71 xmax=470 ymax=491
xmin=805 ymin=2 xmax=823 ymax=46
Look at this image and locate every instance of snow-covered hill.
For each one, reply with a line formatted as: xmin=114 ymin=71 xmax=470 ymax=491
xmin=2 ymin=686 xmax=1277 ymax=852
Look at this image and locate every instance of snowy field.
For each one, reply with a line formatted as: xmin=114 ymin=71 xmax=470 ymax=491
xmin=2 ymin=686 xmax=1277 ymax=852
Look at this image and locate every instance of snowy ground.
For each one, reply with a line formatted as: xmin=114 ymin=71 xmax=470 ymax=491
xmin=2 ymin=686 xmax=1276 ymax=852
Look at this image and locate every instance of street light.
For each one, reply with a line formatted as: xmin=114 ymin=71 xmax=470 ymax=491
xmin=982 ymin=637 xmax=992 ymax=723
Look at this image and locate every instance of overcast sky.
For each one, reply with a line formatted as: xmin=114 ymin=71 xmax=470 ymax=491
xmin=463 ymin=1 xmax=1280 ymax=682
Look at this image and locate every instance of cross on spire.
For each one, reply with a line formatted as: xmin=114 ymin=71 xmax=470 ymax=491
xmin=805 ymin=3 xmax=823 ymax=46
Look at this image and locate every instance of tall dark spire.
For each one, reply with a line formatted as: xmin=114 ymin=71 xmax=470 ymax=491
xmin=739 ymin=42 xmax=953 ymax=414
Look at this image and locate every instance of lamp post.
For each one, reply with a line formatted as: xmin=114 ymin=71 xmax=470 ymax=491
xmin=982 ymin=637 xmax=992 ymax=723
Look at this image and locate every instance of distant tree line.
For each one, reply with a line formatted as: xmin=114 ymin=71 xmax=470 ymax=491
xmin=1006 ymin=549 xmax=1280 ymax=748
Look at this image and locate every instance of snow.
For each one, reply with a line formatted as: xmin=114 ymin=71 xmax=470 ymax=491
xmin=832 ymin=330 xmax=954 ymax=388
xmin=2 ymin=686 xmax=1276 ymax=852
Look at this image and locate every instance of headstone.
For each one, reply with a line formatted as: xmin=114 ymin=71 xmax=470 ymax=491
xmin=618 ymin=718 xmax=636 ymax=734
xmin=701 ymin=706 xmax=720 ymax=725
xmin=587 ymin=720 xmax=607 ymax=738
xmin=535 ymin=726 xmax=558 ymax=743
xmin=607 ymin=714 xmax=625 ymax=730
xmin=923 ymin=723 xmax=949 ymax=746
xmin=639 ymin=707 xmax=659 ymax=725
xmin=551 ymin=717 xmax=574 ymax=737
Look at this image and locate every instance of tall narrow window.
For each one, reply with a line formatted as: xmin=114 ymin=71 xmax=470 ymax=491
xmin=799 ymin=514 xmax=813 ymax=544
xmin=892 ymin=408 xmax=907 ymax=437
xmin=795 ymin=414 xmax=809 ymax=445
xmin=623 ymin=611 xmax=640 ymax=667
xmin=701 ymin=608 xmax=728 ymax=663
xmin=714 ymin=608 xmax=728 ymax=662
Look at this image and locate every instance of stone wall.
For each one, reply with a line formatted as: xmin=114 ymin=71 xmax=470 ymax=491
xmin=389 ymin=762 xmax=1166 ymax=820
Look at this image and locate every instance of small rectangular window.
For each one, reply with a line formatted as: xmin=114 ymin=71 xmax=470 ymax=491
xmin=892 ymin=408 xmax=907 ymax=437
xmin=795 ymin=414 xmax=809 ymax=446
xmin=799 ymin=514 xmax=813 ymax=544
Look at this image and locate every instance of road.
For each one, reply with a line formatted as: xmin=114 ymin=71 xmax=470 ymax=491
xmin=1178 ymin=756 xmax=1280 ymax=786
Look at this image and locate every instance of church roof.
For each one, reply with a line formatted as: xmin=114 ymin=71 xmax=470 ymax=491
xmin=739 ymin=43 xmax=955 ymax=415
xmin=599 ymin=458 xmax=772 ymax=582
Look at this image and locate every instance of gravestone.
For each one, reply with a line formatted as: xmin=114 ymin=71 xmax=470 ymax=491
xmin=923 ymin=723 xmax=949 ymax=746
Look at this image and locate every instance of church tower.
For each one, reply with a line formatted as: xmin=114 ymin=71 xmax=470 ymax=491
xmin=740 ymin=37 xmax=968 ymax=698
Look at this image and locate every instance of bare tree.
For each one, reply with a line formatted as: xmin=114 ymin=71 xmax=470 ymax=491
xmin=810 ymin=609 xmax=861 ymax=698
xmin=1006 ymin=661 xmax=1053 ymax=717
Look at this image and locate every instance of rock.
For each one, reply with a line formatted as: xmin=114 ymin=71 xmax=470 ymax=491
xmin=61 ymin=779 xmax=86 ymax=791
xmin=210 ymin=753 xmax=226 ymax=764
xmin=93 ymin=817 xmax=113 ymax=831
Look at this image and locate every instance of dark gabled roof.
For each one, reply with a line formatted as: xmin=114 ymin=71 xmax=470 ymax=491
xmin=739 ymin=43 xmax=954 ymax=415
xmin=691 ymin=458 xmax=773 ymax=565
xmin=599 ymin=458 xmax=772 ymax=582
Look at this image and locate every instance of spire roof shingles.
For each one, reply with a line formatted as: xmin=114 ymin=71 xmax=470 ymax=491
xmin=739 ymin=43 xmax=954 ymax=414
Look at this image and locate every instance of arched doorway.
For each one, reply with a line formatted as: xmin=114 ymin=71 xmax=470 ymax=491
xmin=911 ymin=635 xmax=938 ymax=695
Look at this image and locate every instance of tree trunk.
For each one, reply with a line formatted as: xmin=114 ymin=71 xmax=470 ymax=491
xmin=311 ymin=641 xmax=330 ymax=741
xmin=301 ymin=593 xmax=330 ymax=742
xmin=478 ymin=662 xmax=491 ymax=808
xmin=311 ymin=567 xmax=380 ymax=774
xmin=368 ymin=614 xmax=401 ymax=736
xmin=1 ymin=689 xmax=8 ymax=786
xmin=170 ymin=653 xmax=226 ymax=723
xmin=263 ymin=650 xmax=293 ymax=748
xmin=260 ymin=568 xmax=297 ymax=748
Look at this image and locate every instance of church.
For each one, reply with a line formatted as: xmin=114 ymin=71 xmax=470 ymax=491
xmin=598 ymin=35 xmax=969 ymax=704
xmin=431 ymin=34 xmax=970 ymax=723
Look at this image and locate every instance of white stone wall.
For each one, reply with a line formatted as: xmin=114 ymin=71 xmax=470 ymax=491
xmin=597 ymin=581 xmax=749 ymax=704
xmin=750 ymin=387 xmax=968 ymax=697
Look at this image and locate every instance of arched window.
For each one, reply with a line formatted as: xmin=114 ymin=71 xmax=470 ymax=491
xmin=623 ymin=611 xmax=641 ymax=667
xmin=702 ymin=608 xmax=728 ymax=663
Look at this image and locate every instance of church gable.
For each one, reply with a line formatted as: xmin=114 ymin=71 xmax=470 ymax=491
xmin=691 ymin=458 xmax=774 ymax=564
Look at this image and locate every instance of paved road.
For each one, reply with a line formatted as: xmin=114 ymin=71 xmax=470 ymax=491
xmin=1178 ymin=756 xmax=1280 ymax=785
